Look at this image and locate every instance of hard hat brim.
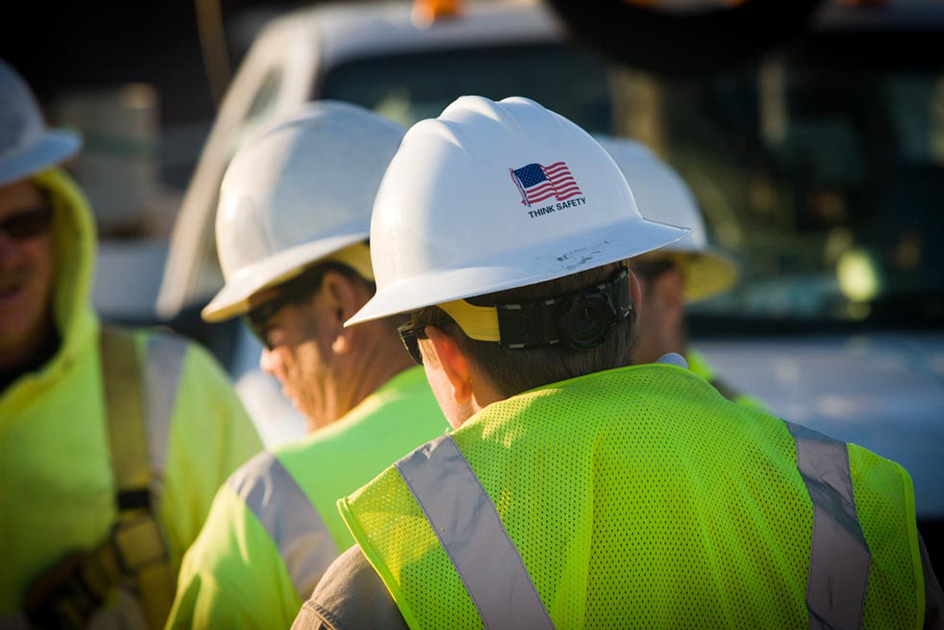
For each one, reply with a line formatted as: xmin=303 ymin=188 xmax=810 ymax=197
xmin=680 ymin=247 xmax=740 ymax=303
xmin=0 ymin=129 xmax=82 ymax=188
xmin=202 ymin=233 xmax=368 ymax=323
xmin=636 ymin=246 xmax=740 ymax=303
xmin=346 ymin=218 xmax=691 ymax=327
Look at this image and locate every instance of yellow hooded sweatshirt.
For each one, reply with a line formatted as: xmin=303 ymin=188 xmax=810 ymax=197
xmin=0 ymin=169 xmax=262 ymax=625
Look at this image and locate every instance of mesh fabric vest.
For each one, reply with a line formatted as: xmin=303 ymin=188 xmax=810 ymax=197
xmin=339 ymin=364 xmax=924 ymax=629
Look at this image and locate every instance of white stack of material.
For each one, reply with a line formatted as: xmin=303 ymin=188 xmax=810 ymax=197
xmin=54 ymin=84 xmax=163 ymax=233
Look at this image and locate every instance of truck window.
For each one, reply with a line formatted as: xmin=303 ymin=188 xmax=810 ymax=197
xmin=632 ymin=61 xmax=944 ymax=328
xmin=228 ymin=66 xmax=284 ymax=156
xmin=318 ymin=43 xmax=614 ymax=133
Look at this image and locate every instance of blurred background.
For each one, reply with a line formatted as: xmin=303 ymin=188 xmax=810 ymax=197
xmin=3 ymin=0 xmax=943 ymax=563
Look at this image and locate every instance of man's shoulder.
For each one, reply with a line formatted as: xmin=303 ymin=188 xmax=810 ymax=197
xmin=226 ymin=449 xmax=301 ymax=502
xmin=224 ymin=448 xmax=332 ymax=542
xmin=267 ymin=430 xmax=346 ymax=482
xmin=293 ymin=546 xmax=407 ymax=630
xmin=330 ymin=366 xmax=442 ymax=431
xmin=186 ymin=454 xmax=307 ymax=559
xmin=273 ymin=370 xmax=442 ymax=470
xmin=218 ymin=448 xmax=340 ymax=587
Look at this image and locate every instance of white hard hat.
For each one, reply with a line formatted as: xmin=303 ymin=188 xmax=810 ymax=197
xmin=596 ymin=136 xmax=739 ymax=302
xmin=346 ymin=96 xmax=691 ymax=327
xmin=0 ymin=59 xmax=81 ymax=187
xmin=202 ymin=101 xmax=405 ymax=323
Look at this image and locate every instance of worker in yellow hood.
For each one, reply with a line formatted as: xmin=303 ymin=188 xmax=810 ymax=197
xmin=0 ymin=59 xmax=262 ymax=629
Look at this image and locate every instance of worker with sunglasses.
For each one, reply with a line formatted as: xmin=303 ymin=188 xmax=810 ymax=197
xmin=597 ymin=137 xmax=766 ymax=409
xmin=292 ymin=96 xmax=941 ymax=630
xmin=166 ymin=102 xmax=448 ymax=630
xmin=0 ymin=59 xmax=262 ymax=629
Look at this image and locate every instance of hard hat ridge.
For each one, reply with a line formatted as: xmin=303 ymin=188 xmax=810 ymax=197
xmin=406 ymin=96 xmax=531 ymax=163
xmin=498 ymin=95 xmax=573 ymax=138
xmin=408 ymin=119 xmax=469 ymax=153
xmin=432 ymin=96 xmax=573 ymax=161
xmin=441 ymin=95 xmax=531 ymax=141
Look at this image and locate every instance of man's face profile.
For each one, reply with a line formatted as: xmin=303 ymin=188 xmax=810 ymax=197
xmin=0 ymin=179 xmax=55 ymax=363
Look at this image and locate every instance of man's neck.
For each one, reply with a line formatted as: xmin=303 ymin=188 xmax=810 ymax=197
xmin=311 ymin=340 xmax=415 ymax=433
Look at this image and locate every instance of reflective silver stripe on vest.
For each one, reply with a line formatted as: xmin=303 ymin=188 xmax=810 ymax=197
xmin=395 ymin=435 xmax=555 ymax=630
xmin=143 ymin=334 xmax=187 ymax=485
xmin=786 ymin=421 xmax=871 ymax=630
xmin=228 ymin=451 xmax=337 ymax=598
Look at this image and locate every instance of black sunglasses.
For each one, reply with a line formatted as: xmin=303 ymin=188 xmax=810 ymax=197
xmin=244 ymin=266 xmax=331 ymax=349
xmin=1 ymin=206 xmax=53 ymax=241
xmin=245 ymin=297 xmax=291 ymax=350
xmin=629 ymin=258 xmax=677 ymax=281
xmin=398 ymin=321 xmax=431 ymax=365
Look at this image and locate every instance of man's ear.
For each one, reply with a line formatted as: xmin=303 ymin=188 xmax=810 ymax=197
xmin=656 ymin=267 xmax=685 ymax=313
xmin=424 ymin=326 xmax=473 ymax=405
xmin=319 ymin=270 xmax=369 ymax=355
xmin=628 ymin=268 xmax=644 ymax=315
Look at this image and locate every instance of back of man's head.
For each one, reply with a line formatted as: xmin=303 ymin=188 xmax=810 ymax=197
xmin=411 ymin=262 xmax=635 ymax=398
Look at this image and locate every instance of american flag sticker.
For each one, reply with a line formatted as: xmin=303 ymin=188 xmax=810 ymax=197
xmin=510 ymin=162 xmax=583 ymax=207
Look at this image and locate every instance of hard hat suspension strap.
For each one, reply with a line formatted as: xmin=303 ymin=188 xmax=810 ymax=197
xmin=439 ymin=268 xmax=632 ymax=350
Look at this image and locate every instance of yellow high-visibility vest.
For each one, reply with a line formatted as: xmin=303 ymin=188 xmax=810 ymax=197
xmin=341 ymin=364 xmax=924 ymax=629
xmin=167 ymin=366 xmax=448 ymax=630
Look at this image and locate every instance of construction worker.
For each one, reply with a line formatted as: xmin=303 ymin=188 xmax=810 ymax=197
xmin=0 ymin=60 xmax=262 ymax=629
xmin=597 ymin=136 xmax=766 ymax=409
xmin=165 ymin=102 xmax=448 ymax=629
xmin=292 ymin=96 xmax=942 ymax=629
